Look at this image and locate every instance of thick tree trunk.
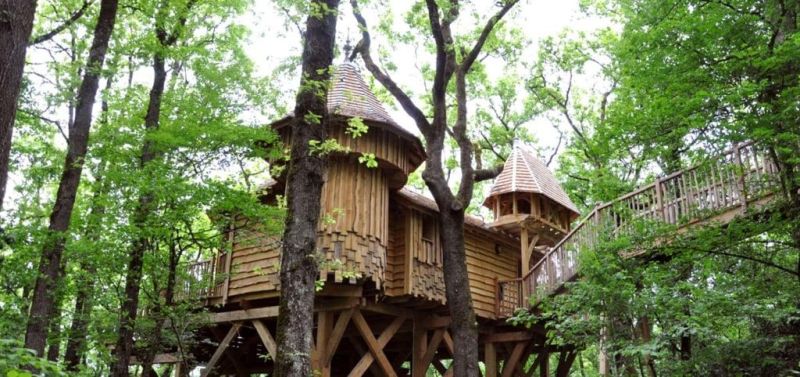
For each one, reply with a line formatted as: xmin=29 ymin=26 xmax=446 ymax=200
xmin=273 ymin=1 xmax=339 ymax=376
xmin=0 ymin=0 xmax=37 ymax=211
xmin=24 ymin=0 xmax=118 ymax=356
xmin=437 ymin=208 xmax=480 ymax=377
xmin=111 ymin=52 xmax=167 ymax=377
xmin=64 ymin=80 xmax=113 ymax=371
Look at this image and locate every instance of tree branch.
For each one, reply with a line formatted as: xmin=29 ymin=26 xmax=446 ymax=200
xmin=350 ymin=0 xmax=431 ymax=135
xmin=474 ymin=165 xmax=504 ymax=182
xmin=29 ymin=0 xmax=95 ymax=46
xmin=461 ymin=0 xmax=519 ymax=73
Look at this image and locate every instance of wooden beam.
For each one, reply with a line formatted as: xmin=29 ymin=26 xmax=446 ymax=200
xmin=423 ymin=315 xmax=451 ymax=329
xmin=349 ymin=311 xmax=405 ymax=377
xmin=316 ymin=297 xmax=362 ymax=312
xmin=555 ymin=351 xmax=577 ymax=377
xmin=485 ymin=331 xmax=535 ymax=343
xmin=252 ymin=320 xmax=276 ymax=361
xmin=207 ymin=325 xmax=250 ymax=377
xmin=324 ymin=308 xmax=354 ymax=366
xmin=526 ymin=234 xmax=540 ymax=261
xmin=501 ymin=342 xmax=527 ymax=377
xmin=524 ymin=353 xmax=543 ymax=377
xmin=362 ymin=302 xmax=415 ymax=318
xmin=201 ymin=322 xmax=241 ymax=377
xmin=442 ymin=330 xmax=454 ymax=355
xmin=315 ymin=311 xmax=334 ymax=377
xmin=412 ymin=318 xmax=428 ymax=377
xmin=521 ymin=228 xmax=529 ymax=277
xmin=348 ymin=337 xmax=384 ymax=377
xmin=485 ymin=342 xmax=497 ymax=377
xmin=539 ymin=351 xmax=549 ymax=377
xmin=432 ymin=359 xmax=448 ymax=375
xmin=420 ymin=329 xmax=445 ymax=373
xmin=210 ymin=306 xmax=279 ymax=323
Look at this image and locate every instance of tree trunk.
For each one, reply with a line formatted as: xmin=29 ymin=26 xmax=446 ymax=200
xmin=140 ymin=238 xmax=180 ymax=374
xmin=0 ymin=0 xmax=37 ymax=211
xmin=64 ymin=77 xmax=113 ymax=371
xmin=24 ymin=0 xmax=118 ymax=356
xmin=436 ymin=206 xmax=480 ymax=377
xmin=110 ymin=51 xmax=168 ymax=377
xmin=273 ymin=1 xmax=339 ymax=376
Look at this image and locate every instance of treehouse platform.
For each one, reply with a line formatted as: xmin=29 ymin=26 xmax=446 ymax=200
xmin=166 ymin=63 xmax=582 ymax=377
xmin=165 ymin=63 xmax=785 ymax=377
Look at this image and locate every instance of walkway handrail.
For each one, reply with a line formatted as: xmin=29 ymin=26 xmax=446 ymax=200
xmin=509 ymin=141 xmax=780 ymax=312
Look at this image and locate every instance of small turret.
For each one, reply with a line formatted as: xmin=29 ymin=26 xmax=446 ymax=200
xmin=271 ymin=62 xmax=425 ymax=288
xmin=484 ymin=146 xmax=579 ymax=273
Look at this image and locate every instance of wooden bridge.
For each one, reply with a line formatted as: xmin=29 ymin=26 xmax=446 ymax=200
xmin=495 ymin=141 xmax=783 ymax=317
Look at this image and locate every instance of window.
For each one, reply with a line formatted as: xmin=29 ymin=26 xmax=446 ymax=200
xmin=422 ymin=215 xmax=435 ymax=241
xmin=516 ymin=197 xmax=531 ymax=214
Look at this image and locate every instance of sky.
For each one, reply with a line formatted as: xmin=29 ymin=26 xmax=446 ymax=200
xmin=241 ymin=0 xmax=608 ymax=161
xmin=8 ymin=0 xmax=610 ymax=216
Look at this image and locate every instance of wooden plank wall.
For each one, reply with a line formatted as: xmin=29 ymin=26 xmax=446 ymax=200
xmin=386 ymin=202 xmax=521 ymax=318
xmin=464 ymin=229 xmax=519 ymax=317
xmin=318 ymin=160 xmax=389 ymax=287
xmin=407 ymin=210 xmax=446 ymax=303
xmin=384 ymin=206 xmax=406 ymax=296
xmin=226 ymin=219 xmax=282 ymax=298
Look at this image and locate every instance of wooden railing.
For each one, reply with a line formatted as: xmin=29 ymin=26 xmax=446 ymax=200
xmin=176 ymin=257 xmax=223 ymax=302
xmin=496 ymin=142 xmax=781 ymax=317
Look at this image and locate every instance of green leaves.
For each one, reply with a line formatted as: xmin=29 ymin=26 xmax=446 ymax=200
xmin=346 ymin=116 xmax=369 ymax=138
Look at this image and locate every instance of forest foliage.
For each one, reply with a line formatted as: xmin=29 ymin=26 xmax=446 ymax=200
xmin=0 ymin=0 xmax=797 ymax=376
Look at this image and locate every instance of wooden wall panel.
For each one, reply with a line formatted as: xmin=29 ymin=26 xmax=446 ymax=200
xmin=384 ymin=206 xmax=406 ymax=296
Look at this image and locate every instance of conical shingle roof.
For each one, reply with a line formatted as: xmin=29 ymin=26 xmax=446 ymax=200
xmin=327 ymin=62 xmax=399 ymax=126
xmin=485 ymin=147 xmax=579 ymax=216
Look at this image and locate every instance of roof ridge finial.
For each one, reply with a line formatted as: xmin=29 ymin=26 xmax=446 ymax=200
xmin=343 ymin=34 xmax=353 ymax=63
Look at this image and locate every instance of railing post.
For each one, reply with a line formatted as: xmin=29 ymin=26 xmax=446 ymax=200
xmin=654 ymin=177 xmax=664 ymax=221
xmin=733 ymin=142 xmax=748 ymax=209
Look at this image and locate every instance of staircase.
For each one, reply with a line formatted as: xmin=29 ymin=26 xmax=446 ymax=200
xmin=496 ymin=141 xmax=782 ymax=317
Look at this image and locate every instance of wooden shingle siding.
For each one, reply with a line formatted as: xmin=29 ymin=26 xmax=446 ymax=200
xmin=317 ymin=160 xmax=388 ymax=287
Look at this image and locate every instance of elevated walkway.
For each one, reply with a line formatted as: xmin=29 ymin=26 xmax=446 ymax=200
xmin=496 ymin=141 xmax=783 ymax=316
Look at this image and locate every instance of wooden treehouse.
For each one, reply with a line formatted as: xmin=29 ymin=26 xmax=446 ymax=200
xmin=175 ymin=63 xmax=582 ymax=377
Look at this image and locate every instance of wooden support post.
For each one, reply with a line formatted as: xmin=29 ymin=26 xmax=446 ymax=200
xmin=442 ymin=329 xmax=454 ymax=355
xmin=539 ymin=351 xmax=549 ymax=377
xmin=513 ymin=192 xmax=518 ymax=215
xmin=349 ymin=311 xmax=405 ymax=377
xmin=324 ymin=308 xmax=354 ymax=366
xmin=252 ymin=320 xmax=277 ymax=361
xmin=501 ymin=342 xmax=527 ymax=377
xmin=314 ymin=311 xmax=333 ymax=376
xmin=412 ymin=316 xmax=428 ymax=377
xmin=521 ymin=228 xmax=530 ymax=276
xmin=420 ymin=328 xmax=445 ymax=372
xmin=555 ymin=351 xmax=578 ymax=377
xmin=201 ymin=322 xmax=241 ymax=377
xmin=485 ymin=342 xmax=497 ymax=377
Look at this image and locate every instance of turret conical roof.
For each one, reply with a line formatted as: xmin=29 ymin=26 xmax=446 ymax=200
xmin=485 ymin=147 xmax=579 ymax=216
xmin=327 ymin=62 xmax=399 ymax=126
